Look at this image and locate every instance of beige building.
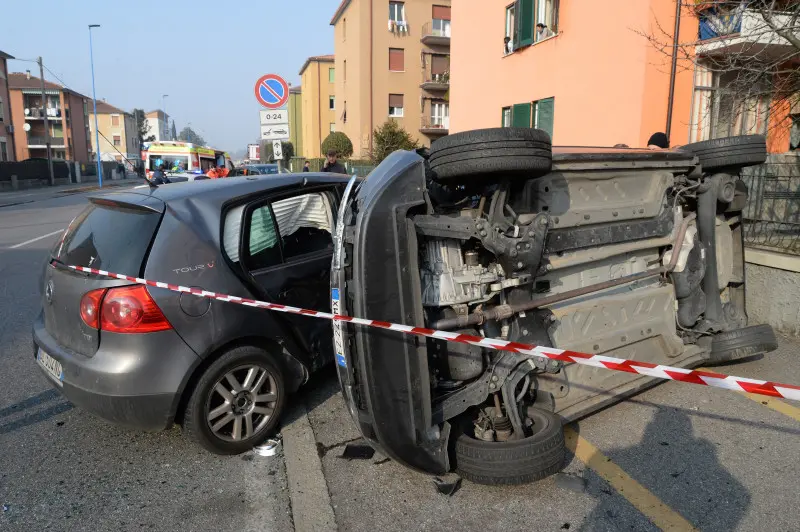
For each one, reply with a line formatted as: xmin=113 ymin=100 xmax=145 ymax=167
xmin=331 ymin=0 xmax=451 ymax=157
xmin=89 ymin=100 xmax=139 ymax=164
xmin=299 ymin=55 xmax=336 ymax=158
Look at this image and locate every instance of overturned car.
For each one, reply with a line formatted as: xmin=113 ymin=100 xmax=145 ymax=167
xmin=331 ymin=129 xmax=777 ymax=485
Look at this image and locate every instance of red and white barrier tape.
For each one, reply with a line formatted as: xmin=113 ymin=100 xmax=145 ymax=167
xmin=62 ymin=264 xmax=800 ymax=402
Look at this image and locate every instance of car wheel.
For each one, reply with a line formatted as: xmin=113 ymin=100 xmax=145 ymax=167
xmin=183 ymin=346 xmax=285 ymax=454
xmin=708 ymin=324 xmax=778 ymax=365
xmin=429 ymin=128 xmax=552 ymax=183
xmin=452 ymin=407 xmax=565 ymax=485
xmin=682 ymin=135 xmax=767 ymax=173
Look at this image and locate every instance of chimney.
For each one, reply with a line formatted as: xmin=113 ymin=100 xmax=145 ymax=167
xmin=25 ymin=70 xmax=31 ymax=80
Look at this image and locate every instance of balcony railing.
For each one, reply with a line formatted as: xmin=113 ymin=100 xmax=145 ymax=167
xmin=420 ymin=71 xmax=450 ymax=91
xmin=419 ymin=117 xmax=449 ymax=136
xmin=697 ymin=8 xmax=799 ymax=56
xmin=27 ymin=135 xmax=66 ymax=147
xmin=421 ymin=21 xmax=451 ymax=46
xmin=24 ymin=107 xmax=62 ymax=119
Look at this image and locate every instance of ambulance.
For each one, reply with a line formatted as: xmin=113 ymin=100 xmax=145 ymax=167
xmin=142 ymin=141 xmax=233 ymax=178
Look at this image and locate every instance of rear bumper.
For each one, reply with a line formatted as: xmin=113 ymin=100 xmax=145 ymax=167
xmin=32 ymin=313 xmax=200 ymax=431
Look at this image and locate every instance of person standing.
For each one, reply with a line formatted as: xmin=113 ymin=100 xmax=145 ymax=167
xmin=536 ymin=23 xmax=554 ymax=41
xmin=321 ymin=149 xmax=347 ymax=174
xmin=647 ymin=132 xmax=670 ymax=150
xmin=303 ymin=161 xmax=311 ymax=172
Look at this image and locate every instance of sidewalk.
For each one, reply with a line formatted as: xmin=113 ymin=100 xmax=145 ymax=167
xmin=0 ymin=178 xmax=138 ymax=208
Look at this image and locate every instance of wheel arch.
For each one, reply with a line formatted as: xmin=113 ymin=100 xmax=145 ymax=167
xmin=172 ymin=336 xmax=308 ymax=425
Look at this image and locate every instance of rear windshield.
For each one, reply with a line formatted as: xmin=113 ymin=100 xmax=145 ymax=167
xmin=53 ymin=204 xmax=161 ymax=275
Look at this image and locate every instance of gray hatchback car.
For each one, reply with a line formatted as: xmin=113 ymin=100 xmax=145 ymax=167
xmin=33 ymin=174 xmax=351 ymax=453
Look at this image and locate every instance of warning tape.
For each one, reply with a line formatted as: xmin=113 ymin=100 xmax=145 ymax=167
xmin=61 ymin=264 xmax=800 ymax=403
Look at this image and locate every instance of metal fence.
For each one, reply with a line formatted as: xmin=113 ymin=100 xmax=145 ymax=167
xmin=741 ymin=154 xmax=800 ymax=255
xmin=287 ymin=157 xmax=375 ymax=177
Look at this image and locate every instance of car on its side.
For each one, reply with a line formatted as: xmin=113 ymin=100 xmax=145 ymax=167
xmin=34 ymin=173 xmax=351 ymax=453
xmin=332 ymin=129 xmax=777 ymax=485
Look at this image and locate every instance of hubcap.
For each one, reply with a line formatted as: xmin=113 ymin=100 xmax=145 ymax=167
xmin=206 ymin=364 xmax=278 ymax=443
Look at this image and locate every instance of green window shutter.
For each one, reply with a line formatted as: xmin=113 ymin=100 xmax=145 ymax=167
xmin=512 ymin=103 xmax=531 ymax=128
xmin=535 ymin=98 xmax=554 ymax=139
xmin=517 ymin=0 xmax=534 ymax=47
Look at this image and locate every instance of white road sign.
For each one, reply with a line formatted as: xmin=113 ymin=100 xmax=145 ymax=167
xmin=260 ymin=124 xmax=290 ymax=141
xmin=272 ymin=140 xmax=283 ymax=159
xmin=260 ymin=109 xmax=289 ymax=125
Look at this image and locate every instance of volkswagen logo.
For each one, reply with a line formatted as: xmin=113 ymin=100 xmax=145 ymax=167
xmin=45 ymin=280 xmax=54 ymax=304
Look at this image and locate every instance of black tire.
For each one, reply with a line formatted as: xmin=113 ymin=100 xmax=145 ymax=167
xmin=709 ymin=324 xmax=778 ymax=364
xmin=453 ymin=408 xmax=565 ymax=485
xmin=429 ymin=128 xmax=552 ymax=183
xmin=183 ymin=345 xmax=286 ymax=455
xmin=683 ymin=135 xmax=767 ymax=172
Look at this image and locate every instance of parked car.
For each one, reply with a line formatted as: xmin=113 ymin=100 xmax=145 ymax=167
xmin=331 ymin=129 xmax=777 ymax=485
xmin=34 ymin=173 xmax=351 ymax=453
xmin=229 ymin=164 xmax=289 ymax=177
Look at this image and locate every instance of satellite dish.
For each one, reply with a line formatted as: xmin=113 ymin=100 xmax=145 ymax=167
xmin=24 ymin=108 xmax=30 ymax=116
xmin=23 ymin=123 xmax=31 ymax=132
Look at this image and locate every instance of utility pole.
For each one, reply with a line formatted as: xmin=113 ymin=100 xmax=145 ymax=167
xmin=37 ymin=57 xmax=55 ymax=186
xmin=89 ymin=24 xmax=103 ymax=187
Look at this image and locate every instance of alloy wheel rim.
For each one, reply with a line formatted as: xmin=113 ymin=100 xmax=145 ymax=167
xmin=206 ymin=364 xmax=278 ymax=442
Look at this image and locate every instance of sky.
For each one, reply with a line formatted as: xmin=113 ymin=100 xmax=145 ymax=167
xmin=2 ymin=0 xmax=336 ymax=153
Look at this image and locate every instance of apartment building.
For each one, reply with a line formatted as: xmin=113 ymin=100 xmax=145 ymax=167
xmin=288 ymin=85 xmax=304 ymax=157
xmin=8 ymin=72 xmax=92 ymax=163
xmin=88 ymin=100 xmax=139 ymax=164
xmin=331 ymin=0 xmax=452 ymax=157
xmin=299 ymin=55 xmax=336 ymax=158
xmin=0 ymin=50 xmax=16 ymax=162
xmin=452 ymin=0 xmax=798 ymax=153
xmin=145 ymin=109 xmax=171 ymax=142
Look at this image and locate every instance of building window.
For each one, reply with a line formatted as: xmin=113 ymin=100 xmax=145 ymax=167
xmin=533 ymin=97 xmax=555 ymax=138
xmin=0 ymin=98 xmax=4 ymax=121
xmin=432 ymin=6 xmax=451 ymax=37
xmin=343 ymin=60 xmax=347 ymax=83
xmin=432 ymin=102 xmax=449 ymax=128
xmin=330 ymin=122 xmax=336 ymax=133
xmin=502 ymin=107 xmax=512 ymax=127
xmin=343 ymin=18 xmax=346 ymax=41
xmin=0 ymin=140 xmax=7 ymax=162
xmin=83 ymin=101 xmax=88 ymax=117
xmin=329 ymin=68 xmax=335 ymax=83
xmin=389 ymin=2 xmax=405 ymax=23
xmin=113 ymin=135 xmax=121 ymax=146
xmin=389 ymin=48 xmax=405 ymax=71
xmin=508 ymin=0 xmax=559 ymax=51
xmin=690 ymin=64 xmax=770 ymax=143
xmin=329 ymin=96 xmax=335 ymax=110
xmin=389 ymin=94 xmax=404 ymax=117
xmin=111 ymin=114 xmax=120 ymax=127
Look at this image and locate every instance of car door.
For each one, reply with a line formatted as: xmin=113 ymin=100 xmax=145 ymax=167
xmin=238 ymin=187 xmax=338 ymax=371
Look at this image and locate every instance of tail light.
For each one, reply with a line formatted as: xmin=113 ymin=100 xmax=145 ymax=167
xmin=79 ymin=285 xmax=172 ymax=333
xmin=79 ymin=288 xmax=106 ymax=329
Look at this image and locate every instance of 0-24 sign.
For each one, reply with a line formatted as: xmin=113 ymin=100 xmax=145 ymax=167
xmin=260 ymin=109 xmax=288 ymax=125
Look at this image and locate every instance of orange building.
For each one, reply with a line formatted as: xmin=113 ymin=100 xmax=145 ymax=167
xmin=450 ymin=0 xmax=796 ymax=153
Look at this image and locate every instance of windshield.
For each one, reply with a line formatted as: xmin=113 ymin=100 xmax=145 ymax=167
xmin=149 ymin=155 xmax=189 ymax=172
xmin=250 ymin=165 xmax=279 ymax=175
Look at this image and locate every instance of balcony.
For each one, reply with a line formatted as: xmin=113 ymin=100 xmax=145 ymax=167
xmin=24 ymin=107 xmax=62 ymax=120
xmin=420 ymin=71 xmax=449 ymax=92
xmin=419 ymin=117 xmax=449 ymax=137
xmin=27 ymin=135 xmax=66 ymax=148
xmin=697 ymin=8 xmax=799 ymax=59
xmin=421 ymin=21 xmax=451 ymax=46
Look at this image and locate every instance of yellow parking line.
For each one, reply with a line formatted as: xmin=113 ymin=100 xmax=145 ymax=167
xmin=698 ymin=368 xmax=800 ymax=423
xmin=564 ymin=426 xmax=697 ymax=531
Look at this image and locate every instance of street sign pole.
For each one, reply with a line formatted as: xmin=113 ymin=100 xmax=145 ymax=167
xmin=37 ymin=57 xmax=55 ymax=187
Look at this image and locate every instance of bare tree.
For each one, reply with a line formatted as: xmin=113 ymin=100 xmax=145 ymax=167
xmin=641 ymin=1 xmax=799 ymax=146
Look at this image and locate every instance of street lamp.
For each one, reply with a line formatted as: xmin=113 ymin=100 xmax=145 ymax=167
xmin=88 ymin=24 xmax=102 ymax=187
xmin=161 ymin=94 xmax=169 ymax=140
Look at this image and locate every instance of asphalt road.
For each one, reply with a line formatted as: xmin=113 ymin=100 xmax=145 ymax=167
xmin=1 ymin=184 xmax=798 ymax=531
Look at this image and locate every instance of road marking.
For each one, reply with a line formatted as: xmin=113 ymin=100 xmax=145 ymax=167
xmin=698 ymin=368 xmax=800 ymax=423
xmin=564 ymin=426 xmax=697 ymax=531
xmin=9 ymin=229 xmax=64 ymax=249
xmin=281 ymin=403 xmax=337 ymax=532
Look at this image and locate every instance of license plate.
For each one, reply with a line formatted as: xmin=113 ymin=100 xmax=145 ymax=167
xmin=331 ymin=289 xmax=346 ymax=368
xmin=37 ymin=348 xmax=64 ymax=385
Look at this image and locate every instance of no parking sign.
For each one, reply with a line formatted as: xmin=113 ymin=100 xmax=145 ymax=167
xmin=254 ymin=74 xmax=289 ymax=109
